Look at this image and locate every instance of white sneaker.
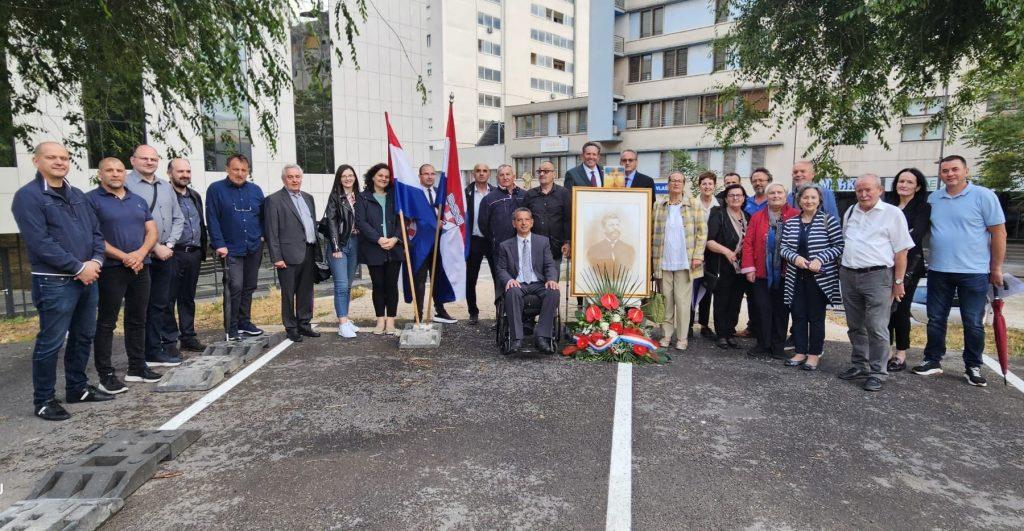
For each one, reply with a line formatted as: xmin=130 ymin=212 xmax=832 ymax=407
xmin=344 ymin=321 xmax=360 ymax=333
xmin=339 ymin=324 xmax=357 ymax=338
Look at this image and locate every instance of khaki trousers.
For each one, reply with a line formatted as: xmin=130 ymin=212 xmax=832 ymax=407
xmin=661 ymin=269 xmax=693 ymax=342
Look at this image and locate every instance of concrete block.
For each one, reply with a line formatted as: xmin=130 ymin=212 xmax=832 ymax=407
xmin=398 ymin=323 xmax=442 ymax=349
xmin=199 ymin=337 xmax=268 ymax=364
xmin=0 ymin=498 xmax=123 ymax=531
xmin=28 ymin=430 xmax=200 ymax=500
xmin=154 ymin=358 xmax=225 ymax=393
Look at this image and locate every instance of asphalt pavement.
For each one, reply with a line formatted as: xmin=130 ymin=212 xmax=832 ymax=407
xmin=1 ymin=321 xmax=1023 ymax=529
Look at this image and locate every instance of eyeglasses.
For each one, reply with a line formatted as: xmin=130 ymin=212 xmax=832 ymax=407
xmin=727 ymin=194 xmax=745 ymax=199
xmin=536 ymin=169 xmax=553 ymax=174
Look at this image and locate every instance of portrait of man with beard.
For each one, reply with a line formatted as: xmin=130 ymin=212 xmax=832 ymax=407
xmin=586 ymin=211 xmax=636 ymax=274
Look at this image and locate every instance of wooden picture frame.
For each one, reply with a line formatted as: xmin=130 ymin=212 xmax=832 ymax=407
xmin=569 ymin=186 xmax=653 ymax=298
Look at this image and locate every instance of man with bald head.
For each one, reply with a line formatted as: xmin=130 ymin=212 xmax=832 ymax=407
xmin=524 ymin=160 xmax=571 ymax=265
xmin=788 ymin=160 xmax=839 ymax=219
xmin=464 ymin=163 xmax=495 ymax=324
xmin=13 ymin=142 xmax=113 ymax=420
xmin=167 ymin=158 xmax=208 ymax=352
xmin=837 ymin=173 xmax=913 ymax=392
xmin=126 ymin=145 xmax=185 ymax=367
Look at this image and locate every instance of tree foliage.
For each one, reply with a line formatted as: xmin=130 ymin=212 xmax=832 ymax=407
xmin=668 ymin=149 xmax=706 ymax=196
xmin=713 ymin=0 xmax=1024 ymax=180
xmin=0 ymin=0 xmax=428 ymax=161
xmin=966 ymin=91 xmax=1024 ymax=193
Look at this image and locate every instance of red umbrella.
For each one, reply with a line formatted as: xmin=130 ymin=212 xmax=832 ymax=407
xmin=992 ymin=286 xmax=1009 ymax=385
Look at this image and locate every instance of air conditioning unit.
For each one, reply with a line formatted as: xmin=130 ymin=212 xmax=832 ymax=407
xmin=549 ymin=93 xmax=556 ymax=100
xmin=486 ymin=27 xmax=493 ymax=34
xmin=612 ymin=102 xmax=618 ymax=112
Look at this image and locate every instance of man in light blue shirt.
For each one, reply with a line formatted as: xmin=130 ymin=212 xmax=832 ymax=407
xmin=912 ymin=155 xmax=1006 ymax=387
xmin=787 ymin=160 xmax=839 ymax=219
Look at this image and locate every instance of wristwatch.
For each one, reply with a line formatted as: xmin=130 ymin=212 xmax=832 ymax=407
xmin=894 ymin=279 xmax=904 ymax=285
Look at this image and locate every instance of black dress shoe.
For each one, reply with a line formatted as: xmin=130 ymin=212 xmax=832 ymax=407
xmin=469 ymin=313 xmax=479 ymax=325
xmin=299 ymin=328 xmax=321 ymax=338
xmin=508 ymin=339 xmax=522 ymax=354
xmin=700 ymin=327 xmax=716 ymax=339
xmin=863 ymin=376 xmax=882 ymax=391
xmin=180 ymin=339 xmax=207 ymax=352
xmin=838 ymin=368 xmax=869 ymax=380
xmin=66 ymin=385 xmax=115 ymax=403
xmin=538 ymin=337 xmax=555 ymax=353
xmin=746 ymin=347 xmax=769 ymax=358
xmin=716 ymin=338 xmax=729 ymax=349
xmin=726 ymin=338 xmax=741 ymax=349
xmin=35 ymin=399 xmax=71 ymax=421
xmin=287 ymin=330 xmax=303 ymax=342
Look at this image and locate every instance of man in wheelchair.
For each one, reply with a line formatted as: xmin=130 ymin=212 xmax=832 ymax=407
xmin=495 ymin=208 xmax=561 ymax=354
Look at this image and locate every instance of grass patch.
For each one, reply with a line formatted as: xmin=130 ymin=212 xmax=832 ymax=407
xmin=827 ymin=311 xmax=1024 ymax=358
xmin=0 ymin=286 xmax=367 ymax=344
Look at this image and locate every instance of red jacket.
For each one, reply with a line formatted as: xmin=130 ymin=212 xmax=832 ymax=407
xmin=741 ymin=205 xmax=800 ymax=279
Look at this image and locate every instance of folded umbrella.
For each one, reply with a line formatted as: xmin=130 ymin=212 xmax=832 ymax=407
xmin=992 ymin=286 xmax=1009 ymax=385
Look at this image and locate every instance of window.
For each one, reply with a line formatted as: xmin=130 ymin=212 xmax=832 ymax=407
xmin=530 ymin=78 xmax=573 ymax=96
xmin=742 ymin=89 xmax=770 ymax=112
xmin=531 ymin=53 xmax=572 ymax=72
xmin=290 ymin=14 xmax=335 ymax=174
xmin=723 ymin=148 xmax=737 ymax=173
xmin=0 ymin=51 xmax=16 ymax=167
xmin=663 ymin=47 xmax=688 ymax=78
xmin=905 ymin=97 xmax=946 ymax=116
xmin=483 ymin=0 xmax=501 ymax=4
xmin=478 ymin=93 xmax=501 ymax=108
xmin=639 ymin=7 xmax=664 ymax=38
xmin=530 ymin=29 xmax=574 ymax=49
xmin=715 ymin=0 xmax=730 ymax=24
xmin=751 ymin=146 xmax=766 ymax=168
xmin=557 ymin=111 xmax=569 ymax=135
xmin=426 ymin=34 xmax=431 ymax=47
xmin=901 ymin=123 xmax=944 ymax=142
xmin=515 ymin=113 xmax=548 ymax=138
xmin=478 ymin=66 xmax=502 ymax=82
xmin=629 ymin=54 xmax=653 ymax=82
xmin=479 ymin=119 xmax=492 ymax=131
xmin=426 ymin=62 xmax=432 ymax=76
xmin=203 ymin=101 xmax=252 ymax=172
xmin=552 ymin=58 xmax=566 ymax=72
xmin=713 ymin=44 xmax=730 ymax=72
xmin=696 ymin=149 xmax=710 ymax=169
xmin=651 ymin=101 xmax=663 ymax=128
xmin=531 ymin=4 xmax=573 ymax=26
xmin=477 ymin=12 xmax=501 ymax=30
xmin=701 ymin=94 xmax=720 ymax=123
xmin=82 ymin=66 xmax=147 ymax=169
xmin=478 ymin=39 xmax=501 ymax=56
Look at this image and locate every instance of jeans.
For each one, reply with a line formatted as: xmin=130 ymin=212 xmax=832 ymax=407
xmin=790 ymin=275 xmax=826 ymax=356
xmin=924 ymin=271 xmax=989 ymax=368
xmin=145 ymin=257 xmax=176 ymax=359
xmin=95 ymin=265 xmax=151 ymax=376
xmin=224 ymin=244 xmax=264 ymax=334
xmin=329 ymin=237 xmax=359 ymax=318
xmin=30 ymin=276 xmax=98 ymax=407
xmin=170 ymin=248 xmax=203 ymax=342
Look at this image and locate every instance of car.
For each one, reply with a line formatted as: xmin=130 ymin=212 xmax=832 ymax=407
xmin=909 ymin=278 xmax=993 ymax=326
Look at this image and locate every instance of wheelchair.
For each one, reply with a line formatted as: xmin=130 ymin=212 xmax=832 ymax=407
xmin=494 ymin=291 xmax=562 ymax=356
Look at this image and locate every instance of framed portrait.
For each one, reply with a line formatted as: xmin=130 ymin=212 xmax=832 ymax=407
xmin=569 ymin=187 xmax=653 ymax=298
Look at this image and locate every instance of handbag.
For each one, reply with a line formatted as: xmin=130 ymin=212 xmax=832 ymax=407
xmin=313 ymin=233 xmax=332 ymax=283
xmin=643 ymin=280 xmax=667 ymax=324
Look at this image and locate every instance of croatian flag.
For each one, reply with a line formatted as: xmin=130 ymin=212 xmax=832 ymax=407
xmin=385 ymin=113 xmax=454 ymax=304
xmin=439 ymin=102 xmax=468 ymax=301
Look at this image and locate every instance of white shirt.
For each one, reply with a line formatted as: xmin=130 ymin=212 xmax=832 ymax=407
xmin=661 ymin=204 xmax=690 ymax=270
xmin=516 ymin=235 xmax=538 ymax=283
xmin=584 ymin=165 xmax=602 ymax=187
xmin=472 ymin=185 xmax=487 ymax=237
xmin=841 ymin=200 xmax=914 ymax=268
xmin=699 ymin=196 xmax=717 ymax=222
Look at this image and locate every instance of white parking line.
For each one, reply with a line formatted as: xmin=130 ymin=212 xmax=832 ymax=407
xmin=982 ymin=354 xmax=1024 ymax=394
xmin=158 ymin=337 xmax=296 ymax=431
xmin=605 ymin=362 xmax=632 ymax=531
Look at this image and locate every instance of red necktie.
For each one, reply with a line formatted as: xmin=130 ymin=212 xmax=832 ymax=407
xmin=589 ymin=169 xmax=597 ymax=187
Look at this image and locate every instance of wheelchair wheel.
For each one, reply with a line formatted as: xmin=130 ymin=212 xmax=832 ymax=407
xmin=497 ymin=314 xmax=512 ymax=355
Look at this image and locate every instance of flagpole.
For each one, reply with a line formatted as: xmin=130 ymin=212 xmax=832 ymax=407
xmin=425 ymin=93 xmax=457 ymax=321
xmin=399 ymin=212 xmax=421 ymax=326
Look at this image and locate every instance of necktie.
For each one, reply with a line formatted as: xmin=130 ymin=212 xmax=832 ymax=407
xmin=589 ymin=169 xmax=597 ymax=187
xmin=519 ymin=238 xmax=534 ymax=283
xmin=291 ymin=193 xmax=316 ymax=243
xmin=428 ymin=188 xmax=434 ymax=206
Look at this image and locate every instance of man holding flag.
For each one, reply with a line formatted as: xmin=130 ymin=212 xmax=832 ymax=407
xmin=411 ymin=163 xmax=457 ymax=323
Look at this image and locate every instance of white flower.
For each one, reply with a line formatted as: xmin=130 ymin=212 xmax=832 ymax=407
xmin=599 ymin=321 xmax=610 ymax=331
xmin=610 ymin=314 xmax=622 ymax=323
xmin=607 ymin=330 xmax=619 ymax=338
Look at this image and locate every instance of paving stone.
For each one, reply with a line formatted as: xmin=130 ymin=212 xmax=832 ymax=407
xmin=398 ymin=323 xmax=443 ymax=349
xmin=0 ymin=498 xmax=122 ymax=531
xmin=153 ymin=358 xmax=226 ymax=393
xmin=28 ymin=430 xmax=200 ymax=500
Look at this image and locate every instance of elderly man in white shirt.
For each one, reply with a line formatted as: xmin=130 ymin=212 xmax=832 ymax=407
xmin=837 ymin=173 xmax=914 ymax=392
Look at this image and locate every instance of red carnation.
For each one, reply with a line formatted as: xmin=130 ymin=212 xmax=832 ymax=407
xmin=584 ymin=305 xmax=603 ymax=323
xmin=576 ymin=335 xmax=589 ymax=348
xmin=633 ymin=345 xmax=649 ymax=356
xmin=627 ymin=307 xmax=644 ymax=324
xmin=600 ymin=293 xmax=620 ymax=310
xmin=609 ymin=322 xmax=624 ymax=334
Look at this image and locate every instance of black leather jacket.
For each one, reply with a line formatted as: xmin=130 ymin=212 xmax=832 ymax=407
xmin=323 ymin=190 xmax=356 ymax=253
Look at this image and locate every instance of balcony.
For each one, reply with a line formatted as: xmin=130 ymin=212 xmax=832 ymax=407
xmin=614 ymin=35 xmax=624 ymax=57
xmin=614 ymin=0 xmax=625 ymax=13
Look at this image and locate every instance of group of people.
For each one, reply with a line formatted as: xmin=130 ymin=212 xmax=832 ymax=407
xmin=13 ymin=138 xmax=1006 ymax=421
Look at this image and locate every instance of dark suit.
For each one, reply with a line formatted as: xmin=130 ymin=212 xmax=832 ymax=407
xmin=264 ymin=188 xmax=317 ymax=332
xmin=170 ymin=187 xmax=207 ymax=344
xmin=496 ymin=233 xmax=560 ymax=341
xmin=628 ymin=171 xmax=656 ymax=192
xmin=413 ymin=185 xmax=447 ymax=319
xmin=465 ymin=182 xmax=496 ymax=317
xmin=563 ymin=163 xmax=604 ymax=191
xmin=586 ymin=239 xmax=636 ymax=274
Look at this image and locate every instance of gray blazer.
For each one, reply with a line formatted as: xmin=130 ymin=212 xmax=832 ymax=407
xmin=126 ymin=170 xmax=184 ymax=246
xmin=495 ymin=233 xmax=559 ymax=286
xmin=264 ymin=188 xmax=317 ymax=265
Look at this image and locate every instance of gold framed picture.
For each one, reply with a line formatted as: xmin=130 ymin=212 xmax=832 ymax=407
xmin=569 ymin=186 xmax=653 ymax=298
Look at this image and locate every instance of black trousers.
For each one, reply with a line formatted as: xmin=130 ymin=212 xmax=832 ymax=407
xmin=224 ymin=243 xmax=263 ymax=334
xmin=95 ymin=265 xmax=151 ymax=375
xmin=466 ymin=235 xmax=492 ymax=316
xmin=277 ymin=244 xmax=316 ymax=331
xmin=688 ymin=278 xmax=713 ymax=331
xmin=170 ymin=248 xmax=202 ymax=342
xmin=744 ymin=281 xmax=759 ymax=334
xmin=888 ymin=271 xmax=923 ymax=351
xmin=504 ymin=282 xmax=560 ymax=341
xmin=413 ymin=248 xmax=447 ymax=319
xmin=713 ymin=268 xmax=747 ymax=339
xmin=790 ymin=275 xmax=827 ymax=355
xmin=145 ymin=258 xmax=176 ymax=359
xmin=753 ymin=279 xmax=789 ymax=357
xmin=369 ymin=261 xmax=401 ymax=317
